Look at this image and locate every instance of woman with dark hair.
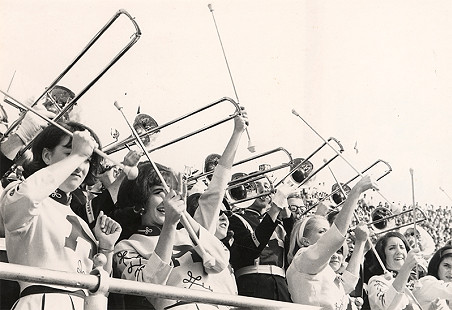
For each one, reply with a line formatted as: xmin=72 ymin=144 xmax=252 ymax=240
xmin=413 ymin=245 xmax=452 ymax=309
xmin=113 ymin=161 xmax=231 ymax=310
xmin=366 ymin=231 xmax=424 ymax=310
xmin=0 ymin=121 xmax=122 ymax=310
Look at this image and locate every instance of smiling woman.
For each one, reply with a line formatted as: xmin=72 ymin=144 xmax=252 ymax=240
xmin=113 ymin=161 xmax=234 ymax=310
xmin=366 ymin=231 xmax=425 ymax=310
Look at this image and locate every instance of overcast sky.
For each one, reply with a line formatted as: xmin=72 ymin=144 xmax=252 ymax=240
xmin=1 ymin=0 xmax=452 ymax=208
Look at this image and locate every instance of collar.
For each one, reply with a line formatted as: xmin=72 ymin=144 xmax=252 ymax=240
xmin=137 ymin=225 xmax=161 ymax=236
xmin=49 ymin=188 xmax=72 ymax=206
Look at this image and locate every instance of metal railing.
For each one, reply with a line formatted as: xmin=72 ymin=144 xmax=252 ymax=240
xmin=0 ymin=259 xmax=320 ymax=310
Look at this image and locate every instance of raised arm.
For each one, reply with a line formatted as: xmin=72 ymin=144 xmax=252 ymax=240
xmin=334 ymin=175 xmax=377 ymax=236
xmin=195 ymin=112 xmax=247 ymax=232
xmin=1 ymin=131 xmax=96 ymax=231
xmin=295 ymin=176 xmax=377 ymax=274
xmin=154 ymin=189 xmax=185 ymax=263
xmin=343 ymin=223 xmax=369 ymax=293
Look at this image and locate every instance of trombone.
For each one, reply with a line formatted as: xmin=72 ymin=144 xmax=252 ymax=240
xmin=368 ymin=206 xmax=427 ymax=236
xmin=304 ymin=159 xmax=393 ymax=215
xmin=224 ymin=138 xmax=344 ymax=206
xmin=227 ymin=172 xmax=275 ymax=206
xmin=275 ymin=137 xmax=345 ymax=188
xmin=2 ymin=9 xmax=141 ymax=154
xmin=187 ymin=147 xmax=293 ymax=185
xmin=104 ymin=97 xmax=242 ymax=154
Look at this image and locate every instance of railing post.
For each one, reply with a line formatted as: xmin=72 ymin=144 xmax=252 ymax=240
xmin=84 ymin=254 xmax=109 ymax=310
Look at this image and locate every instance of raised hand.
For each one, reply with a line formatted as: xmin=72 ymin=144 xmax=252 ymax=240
xmin=70 ymin=130 xmax=97 ymax=159
xmin=233 ymin=106 xmax=248 ymax=134
xmin=163 ymin=189 xmax=186 ymax=226
xmin=95 ymin=211 xmax=122 ymax=250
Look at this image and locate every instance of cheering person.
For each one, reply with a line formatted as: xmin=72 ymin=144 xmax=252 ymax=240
xmin=366 ymin=231 xmax=424 ymax=310
xmin=0 ymin=122 xmax=122 ymax=310
xmin=286 ymin=176 xmax=377 ymax=310
xmin=113 ymin=162 xmax=231 ymax=310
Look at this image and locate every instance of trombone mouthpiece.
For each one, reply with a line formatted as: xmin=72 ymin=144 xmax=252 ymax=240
xmin=292 ymin=109 xmax=300 ymax=117
xmin=409 ymin=168 xmax=414 ymax=175
xmin=114 ymin=101 xmax=123 ymax=110
xmin=208 ymin=4 xmax=214 ymax=12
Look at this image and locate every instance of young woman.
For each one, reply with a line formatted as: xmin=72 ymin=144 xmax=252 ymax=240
xmin=286 ymin=176 xmax=377 ymax=310
xmin=413 ymin=245 xmax=452 ymax=309
xmin=113 ymin=162 xmax=231 ymax=310
xmin=366 ymin=231 xmax=424 ymax=310
xmin=0 ymin=121 xmax=122 ymax=310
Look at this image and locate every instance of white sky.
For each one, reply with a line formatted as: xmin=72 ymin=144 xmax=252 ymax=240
xmin=1 ymin=0 xmax=452 ymax=208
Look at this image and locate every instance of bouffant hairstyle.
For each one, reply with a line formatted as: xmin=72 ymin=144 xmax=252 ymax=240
xmin=23 ymin=121 xmax=101 ymax=186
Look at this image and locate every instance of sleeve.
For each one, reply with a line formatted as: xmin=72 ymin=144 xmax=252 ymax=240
xmin=293 ymin=224 xmax=346 ymax=274
xmin=367 ymin=275 xmax=410 ymax=310
xmin=413 ymin=276 xmax=452 ymax=306
xmin=194 ymin=164 xmax=231 ymax=233
xmin=341 ymin=269 xmax=359 ymax=294
xmin=0 ymin=180 xmax=40 ymax=232
xmin=195 ymin=225 xmax=230 ymax=274
xmin=229 ymin=213 xmax=278 ymax=258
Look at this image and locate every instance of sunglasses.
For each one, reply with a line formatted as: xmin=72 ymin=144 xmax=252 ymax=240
xmin=219 ymin=210 xmax=233 ymax=217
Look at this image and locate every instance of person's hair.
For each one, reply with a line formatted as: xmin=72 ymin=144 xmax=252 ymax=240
xmin=23 ymin=121 xmax=101 ymax=186
xmin=287 ymin=215 xmax=326 ymax=264
xmin=116 ymin=161 xmax=179 ymax=214
xmin=427 ymin=245 xmax=452 ymax=279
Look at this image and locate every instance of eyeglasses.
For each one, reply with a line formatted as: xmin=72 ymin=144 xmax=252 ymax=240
xmin=219 ymin=210 xmax=233 ymax=218
xmin=289 ymin=204 xmax=306 ymax=213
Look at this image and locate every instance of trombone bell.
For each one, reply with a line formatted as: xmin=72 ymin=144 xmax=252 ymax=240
xmin=369 ymin=207 xmax=427 ymax=236
xmin=290 ymin=158 xmax=313 ymax=184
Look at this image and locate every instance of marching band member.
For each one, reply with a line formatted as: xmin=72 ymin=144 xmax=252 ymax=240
xmin=366 ymin=231 xmax=424 ymax=310
xmin=228 ymin=178 xmax=293 ymax=302
xmin=0 ymin=121 xmax=122 ymax=310
xmin=413 ymin=245 xmax=452 ymax=309
xmin=286 ymin=176 xmax=377 ymax=310
xmin=113 ymin=162 xmax=231 ymax=310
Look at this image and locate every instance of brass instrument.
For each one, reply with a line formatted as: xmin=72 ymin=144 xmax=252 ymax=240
xmin=304 ymin=159 xmax=393 ymax=215
xmin=369 ymin=206 xmax=427 ymax=236
xmin=104 ymin=97 xmax=242 ymax=154
xmin=226 ymin=172 xmax=274 ymax=207
xmin=187 ymin=147 xmax=293 ymax=188
xmin=276 ymin=137 xmax=345 ymax=188
xmin=331 ymin=182 xmax=352 ymax=205
xmin=2 ymin=9 xmax=141 ymax=155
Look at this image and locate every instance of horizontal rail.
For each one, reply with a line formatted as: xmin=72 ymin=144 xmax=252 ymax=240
xmin=0 ymin=262 xmax=319 ymax=310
